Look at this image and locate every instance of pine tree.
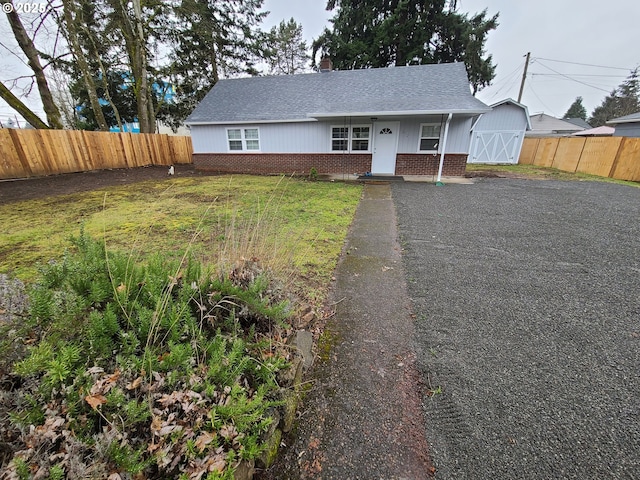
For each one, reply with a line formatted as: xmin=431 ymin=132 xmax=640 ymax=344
xmin=563 ymin=97 xmax=587 ymax=121
xmin=264 ymin=18 xmax=309 ymax=75
xmin=161 ymin=0 xmax=267 ymax=129
xmin=312 ymin=0 xmax=498 ymax=93
xmin=589 ymin=69 xmax=640 ymax=127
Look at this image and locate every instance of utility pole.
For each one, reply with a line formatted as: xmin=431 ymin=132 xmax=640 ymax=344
xmin=518 ymin=52 xmax=531 ymax=103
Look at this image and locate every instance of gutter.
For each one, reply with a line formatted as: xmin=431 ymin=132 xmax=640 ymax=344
xmin=307 ymin=108 xmax=490 ymax=119
xmin=185 ymin=118 xmax=318 ymax=126
xmin=436 ymin=113 xmax=453 ymax=186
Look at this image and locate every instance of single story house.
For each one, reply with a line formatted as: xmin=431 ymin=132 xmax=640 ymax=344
xmin=527 ymin=113 xmax=587 ymax=136
xmin=607 ymin=112 xmax=640 ymax=137
xmin=469 ymin=98 xmax=530 ymax=164
xmin=186 ymin=61 xmax=490 ymax=177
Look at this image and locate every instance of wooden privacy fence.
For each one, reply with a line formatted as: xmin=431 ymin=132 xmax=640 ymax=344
xmin=519 ymin=136 xmax=640 ymax=182
xmin=0 ymin=129 xmax=193 ymax=180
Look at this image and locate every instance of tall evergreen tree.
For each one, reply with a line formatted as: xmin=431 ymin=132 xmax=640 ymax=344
xmin=264 ymin=18 xmax=309 ymax=75
xmin=589 ymin=69 xmax=640 ymax=127
xmin=162 ymin=0 xmax=266 ymax=129
xmin=312 ymin=0 xmax=498 ymax=93
xmin=563 ymin=96 xmax=587 ymax=121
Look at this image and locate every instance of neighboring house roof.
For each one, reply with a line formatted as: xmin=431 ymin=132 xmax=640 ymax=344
xmin=488 ymin=98 xmax=532 ymax=129
xmin=186 ymin=62 xmax=490 ymax=125
xmin=607 ymin=112 xmax=640 ymax=124
xmin=572 ymin=126 xmax=614 ymax=136
xmin=564 ymin=117 xmax=592 ymax=129
xmin=528 ymin=113 xmax=586 ymax=135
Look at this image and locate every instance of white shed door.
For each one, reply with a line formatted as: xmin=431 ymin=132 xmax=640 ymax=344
xmin=470 ymin=131 xmax=523 ymax=164
xmin=371 ymin=122 xmax=400 ymax=174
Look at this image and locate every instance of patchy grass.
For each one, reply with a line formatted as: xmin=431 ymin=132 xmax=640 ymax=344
xmin=0 ymin=175 xmax=362 ymax=479
xmin=0 ymin=175 xmax=362 ymax=300
xmin=466 ymin=163 xmax=640 ymax=187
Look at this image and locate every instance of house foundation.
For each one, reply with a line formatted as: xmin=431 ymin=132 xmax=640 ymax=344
xmin=193 ymin=153 xmax=468 ymax=177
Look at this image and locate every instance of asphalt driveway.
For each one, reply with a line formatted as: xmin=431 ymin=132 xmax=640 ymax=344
xmin=392 ymin=178 xmax=640 ymax=479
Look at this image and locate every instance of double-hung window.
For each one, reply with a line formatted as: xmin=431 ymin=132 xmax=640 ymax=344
xmin=419 ymin=123 xmax=441 ymax=152
xmin=227 ymin=128 xmax=260 ymax=151
xmin=331 ymin=125 xmax=371 ymax=152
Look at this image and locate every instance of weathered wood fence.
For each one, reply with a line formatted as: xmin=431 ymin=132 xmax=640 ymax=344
xmin=519 ymin=136 xmax=640 ymax=182
xmin=0 ymin=129 xmax=193 ymax=180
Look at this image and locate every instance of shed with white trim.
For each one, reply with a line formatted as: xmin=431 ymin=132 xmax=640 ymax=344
xmin=469 ymin=98 xmax=530 ymax=164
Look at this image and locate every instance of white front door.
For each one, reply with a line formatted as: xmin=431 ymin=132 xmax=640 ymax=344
xmin=371 ymin=121 xmax=400 ymax=174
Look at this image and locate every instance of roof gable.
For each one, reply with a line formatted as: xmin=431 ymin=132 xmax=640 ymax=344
xmin=488 ymin=98 xmax=531 ymax=129
xmin=529 ymin=113 xmax=586 ymax=132
xmin=186 ymin=62 xmax=489 ymax=125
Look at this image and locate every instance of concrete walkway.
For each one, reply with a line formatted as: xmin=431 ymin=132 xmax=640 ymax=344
xmin=264 ymin=183 xmax=432 ymax=479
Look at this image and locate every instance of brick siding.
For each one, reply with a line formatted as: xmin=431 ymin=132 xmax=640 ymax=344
xmin=193 ymin=152 xmax=468 ymax=176
xmin=193 ymin=153 xmax=372 ymax=176
xmin=395 ymin=153 xmax=468 ymax=176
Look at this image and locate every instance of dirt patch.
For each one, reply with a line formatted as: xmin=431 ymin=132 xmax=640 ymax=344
xmin=464 ymin=169 xmax=542 ymax=180
xmin=0 ymin=165 xmax=206 ymax=204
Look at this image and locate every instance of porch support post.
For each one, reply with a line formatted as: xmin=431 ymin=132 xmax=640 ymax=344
xmin=436 ymin=113 xmax=453 ymax=184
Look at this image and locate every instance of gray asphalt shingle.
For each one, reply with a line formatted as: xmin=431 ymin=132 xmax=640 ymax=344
xmin=186 ymin=62 xmax=489 ymax=124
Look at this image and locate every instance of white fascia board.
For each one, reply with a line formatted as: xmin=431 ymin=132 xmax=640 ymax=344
xmin=607 ymin=117 xmax=640 ymax=125
xmin=186 ymin=118 xmax=318 ymax=126
xmin=307 ymin=108 xmax=491 ymax=119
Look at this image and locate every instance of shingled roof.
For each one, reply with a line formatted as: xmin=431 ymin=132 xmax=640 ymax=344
xmin=186 ymin=62 xmax=489 ymax=125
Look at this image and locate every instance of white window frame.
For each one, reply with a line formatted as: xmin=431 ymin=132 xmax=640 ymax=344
xmin=418 ymin=123 xmax=442 ymax=152
xmin=330 ymin=124 xmax=372 ymax=153
xmin=226 ymin=127 xmax=261 ymax=152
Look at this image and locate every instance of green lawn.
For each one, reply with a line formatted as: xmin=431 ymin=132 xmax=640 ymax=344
xmin=0 ymin=175 xmax=362 ymax=298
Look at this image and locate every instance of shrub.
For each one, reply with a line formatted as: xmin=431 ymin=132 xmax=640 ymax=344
xmin=2 ymin=232 xmax=293 ymax=479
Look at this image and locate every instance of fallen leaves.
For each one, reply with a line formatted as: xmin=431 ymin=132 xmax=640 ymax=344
xmin=85 ymin=394 xmax=107 ymax=410
xmin=126 ymin=376 xmax=143 ymax=390
xmin=89 ymin=369 xmax=121 ymax=396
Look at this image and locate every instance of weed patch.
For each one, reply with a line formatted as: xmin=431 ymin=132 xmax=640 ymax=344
xmin=1 ymin=232 xmax=296 ymax=478
xmin=0 ymin=175 xmax=362 ymax=478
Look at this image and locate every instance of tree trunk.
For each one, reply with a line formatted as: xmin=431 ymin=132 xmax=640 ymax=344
xmin=2 ymin=0 xmax=63 ymax=129
xmin=131 ymin=0 xmax=152 ymax=133
xmin=61 ymin=0 xmax=109 ymax=131
xmin=110 ymin=0 xmax=154 ymax=133
xmin=0 ymin=80 xmax=49 ymax=129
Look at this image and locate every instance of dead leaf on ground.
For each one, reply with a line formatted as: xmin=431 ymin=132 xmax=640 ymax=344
xmin=126 ymin=376 xmax=143 ymax=390
xmin=194 ymin=431 xmax=215 ymax=453
xmin=85 ymin=394 xmax=107 ymax=410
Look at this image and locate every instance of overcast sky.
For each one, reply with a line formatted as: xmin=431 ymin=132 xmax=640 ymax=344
xmin=2 ymin=1 xmax=639 ymax=126
xmin=263 ymin=0 xmax=640 ymax=118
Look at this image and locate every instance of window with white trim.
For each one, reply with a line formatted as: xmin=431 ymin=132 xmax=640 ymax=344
xmin=227 ymin=128 xmax=260 ymax=151
xmin=331 ymin=125 xmax=371 ymax=152
xmin=419 ymin=123 xmax=441 ymax=151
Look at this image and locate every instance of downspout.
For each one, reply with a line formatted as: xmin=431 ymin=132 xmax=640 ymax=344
xmin=436 ymin=113 xmax=453 ymax=186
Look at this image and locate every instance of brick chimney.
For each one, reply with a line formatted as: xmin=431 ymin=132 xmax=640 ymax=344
xmin=319 ymin=57 xmax=333 ymax=73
